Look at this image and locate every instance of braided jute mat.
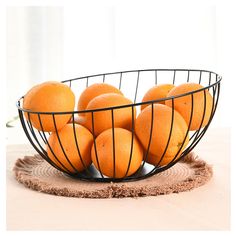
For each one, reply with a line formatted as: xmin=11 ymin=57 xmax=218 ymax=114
xmin=13 ymin=152 xmax=213 ymax=198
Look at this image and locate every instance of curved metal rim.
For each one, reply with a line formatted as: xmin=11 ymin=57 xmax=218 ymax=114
xmin=61 ymin=68 xmax=220 ymax=83
xmin=16 ymin=68 xmax=222 ymax=115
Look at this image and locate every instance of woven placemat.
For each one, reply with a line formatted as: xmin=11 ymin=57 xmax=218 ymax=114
xmin=13 ymin=152 xmax=213 ymax=198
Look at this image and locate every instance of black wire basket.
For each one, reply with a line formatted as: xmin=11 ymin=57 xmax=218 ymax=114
xmin=17 ymin=69 xmax=222 ymax=182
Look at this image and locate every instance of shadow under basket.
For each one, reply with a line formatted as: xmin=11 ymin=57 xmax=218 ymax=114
xmin=16 ymin=69 xmax=222 ymax=182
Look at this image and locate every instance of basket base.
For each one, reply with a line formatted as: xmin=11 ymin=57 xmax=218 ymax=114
xmin=63 ymin=162 xmax=158 ymax=183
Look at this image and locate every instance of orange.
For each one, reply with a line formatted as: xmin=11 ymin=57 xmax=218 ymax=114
xmin=46 ymin=123 xmax=93 ymax=173
xmin=141 ymin=84 xmax=175 ymax=110
xmin=135 ymin=104 xmax=189 ymax=165
xmin=23 ymin=81 xmax=75 ymax=132
xmin=165 ymin=83 xmax=213 ymax=130
xmin=77 ymin=83 xmax=123 ymax=113
xmin=91 ymin=128 xmax=143 ymax=178
xmin=83 ymin=93 xmax=136 ymax=136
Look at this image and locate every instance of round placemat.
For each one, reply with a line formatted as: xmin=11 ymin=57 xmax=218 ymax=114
xmin=13 ymin=152 xmax=213 ymax=198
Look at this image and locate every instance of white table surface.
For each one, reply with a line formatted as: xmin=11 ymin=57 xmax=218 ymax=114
xmin=6 ymin=126 xmax=230 ymax=230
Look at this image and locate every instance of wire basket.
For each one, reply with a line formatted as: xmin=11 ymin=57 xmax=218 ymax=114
xmin=17 ymin=69 xmax=222 ymax=182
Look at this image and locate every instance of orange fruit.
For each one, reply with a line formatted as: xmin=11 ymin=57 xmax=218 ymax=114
xmin=165 ymin=83 xmax=213 ymax=130
xmin=23 ymin=81 xmax=75 ymax=132
xmin=46 ymin=123 xmax=93 ymax=173
xmin=83 ymin=93 xmax=136 ymax=136
xmin=135 ymin=104 xmax=189 ymax=165
xmin=77 ymin=83 xmax=123 ymax=113
xmin=91 ymin=128 xmax=143 ymax=178
xmin=141 ymin=84 xmax=175 ymax=110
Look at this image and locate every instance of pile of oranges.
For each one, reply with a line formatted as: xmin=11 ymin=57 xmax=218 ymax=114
xmin=23 ymin=79 xmax=213 ymax=178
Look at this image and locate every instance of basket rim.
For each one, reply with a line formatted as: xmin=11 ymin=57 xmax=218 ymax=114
xmin=16 ymin=69 xmax=222 ymax=115
xmin=61 ymin=68 xmax=220 ymax=83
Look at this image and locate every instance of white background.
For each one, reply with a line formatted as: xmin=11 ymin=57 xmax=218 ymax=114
xmin=1 ymin=0 xmax=236 ymax=234
xmin=5 ymin=0 xmax=235 ymax=128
